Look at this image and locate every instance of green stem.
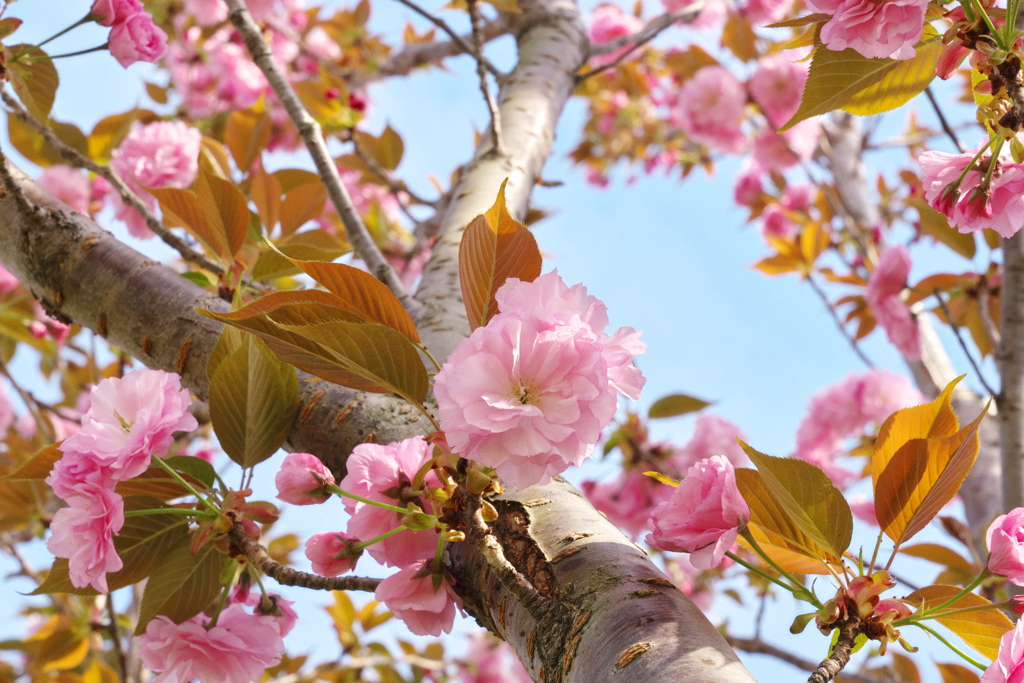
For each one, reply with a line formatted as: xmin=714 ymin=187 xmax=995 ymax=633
xmin=867 ymin=530 xmax=884 ymax=575
xmin=911 ymin=622 xmax=987 ymax=670
xmin=45 ymin=44 xmax=110 ymax=60
xmin=37 ymin=15 xmax=94 ymax=49
xmin=898 ymin=601 xmax=1004 ymax=625
xmin=123 ymin=507 xmax=212 ymax=518
xmin=971 ymin=0 xmax=1006 ymax=49
xmin=325 ymin=485 xmax=410 ymax=515
xmin=725 ymin=551 xmax=801 ymax=596
xmin=151 ymin=457 xmax=220 ymax=515
xmin=355 ymin=525 xmax=410 ymax=550
xmin=206 ymin=563 xmax=242 ymax=629
xmin=742 ymin=533 xmax=824 ymax=608
xmin=415 ymin=342 xmax=442 ymax=373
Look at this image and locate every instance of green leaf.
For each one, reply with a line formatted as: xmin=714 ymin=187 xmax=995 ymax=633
xmin=135 ymin=539 xmax=225 ymax=634
xmin=34 ymin=497 xmax=191 ymax=596
xmin=740 ymin=442 xmax=852 ymax=562
xmin=6 ymin=44 xmax=59 ymax=123
xmin=782 ymin=33 xmax=942 ymax=131
xmin=161 ymin=456 xmax=218 ymax=489
xmin=208 ymin=335 xmax=299 ymax=468
xmin=181 ymin=272 xmax=213 ymax=288
xmin=648 ymin=394 xmax=713 ymax=419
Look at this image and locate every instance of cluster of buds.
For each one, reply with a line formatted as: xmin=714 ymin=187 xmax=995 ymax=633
xmin=813 ymin=571 xmax=914 ymax=655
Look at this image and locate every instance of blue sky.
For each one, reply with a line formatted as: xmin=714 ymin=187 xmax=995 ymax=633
xmin=0 ymin=1 xmax=997 ymax=680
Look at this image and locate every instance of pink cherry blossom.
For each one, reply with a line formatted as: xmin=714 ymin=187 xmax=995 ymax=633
xmin=987 ymin=508 xmax=1024 ymax=585
xmin=818 ymin=0 xmax=927 ymax=60
xmin=337 ymin=436 xmax=438 ymax=567
xmin=865 ymin=245 xmax=921 ymax=361
xmin=138 ymin=603 xmax=284 ymax=683
xmin=675 ymin=66 xmax=747 ymax=153
xmin=374 ymin=560 xmax=460 ymax=636
xmin=46 ymin=482 xmax=124 ymax=592
xmin=751 ymin=119 xmax=820 ymax=171
xmin=434 ymin=314 xmax=617 ymax=490
xmin=91 ymin=0 xmax=143 ymax=26
xmin=305 ymin=532 xmax=361 ymax=576
xmin=304 ymin=26 xmax=342 ymax=62
xmin=746 ymin=0 xmax=796 ymax=27
xmin=848 ymin=493 xmax=879 ymax=526
xmin=48 ymin=370 xmax=197 ymax=498
xmin=275 ymin=452 xmax=335 ymax=505
xmin=661 ymin=0 xmax=728 ymax=28
xmin=733 ymin=164 xmax=763 ymax=205
xmin=749 ymin=54 xmax=808 ymax=129
xmin=109 ymin=12 xmax=169 ymax=68
xmin=781 ymin=183 xmax=815 ymax=211
xmin=588 ymin=5 xmax=644 ymax=68
xmin=671 ymin=414 xmax=748 ymax=473
xmin=110 ymin=121 xmax=202 ymax=237
xmin=184 ymin=0 xmax=229 ymax=25
xmin=234 ymin=592 xmax=297 ymax=638
xmin=920 ymin=141 xmax=1024 ymax=238
xmin=582 ymin=470 xmax=673 ymax=539
xmin=759 ymin=203 xmax=798 ymax=241
xmin=459 ymin=631 xmax=532 ymax=683
xmin=36 ymin=166 xmax=91 ymax=213
xmin=0 ymin=265 xmax=18 ymax=295
xmin=646 ymin=455 xmax=750 ymax=569
xmin=982 ymin=617 xmax=1024 ymax=683
xmin=494 ymin=270 xmax=646 ymax=400
xmin=0 ymin=383 xmax=13 ymax=435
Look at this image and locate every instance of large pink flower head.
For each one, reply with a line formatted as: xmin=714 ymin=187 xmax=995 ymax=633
xmin=817 ymin=0 xmax=927 ymax=60
xmin=459 ymin=631 xmax=532 ymax=683
xmin=676 ymin=66 xmax=747 ymax=153
xmin=865 ymin=245 xmax=921 ymax=361
xmin=138 ymin=603 xmax=284 ymax=683
xmin=338 ymin=436 xmax=438 ymax=567
xmin=921 ymin=141 xmax=1024 ymax=238
xmin=36 ymin=165 xmax=91 ymax=213
xmin=982 ymin=617 xmax=1024 ymax=683
xmin=749 ymin=53 xmax=808 ymax=130
xmin=646 ymin=455 xmax=750 ymax=569
xmin=109 ymin=11 xmax=169 ymax=68
xmin=987 ymin=508 xmax=1024 ymax=586
xmin=374 ymin=560 xmax=460 ymax=636
xmin=49 ymin=369 xmax=197 ymax=497
xmin=752 ymin=118 xmax=820 ymax=171
xmin=588 ymin=5 xmax=644 ymax=67
xmin=46 ymin=482 xmax=124 ymax=592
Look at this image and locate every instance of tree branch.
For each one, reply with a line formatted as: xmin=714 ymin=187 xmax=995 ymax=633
xmin=726 ymin=636 xmax=889 ymax=683
xmin=226 ymin=0 xmax=423 ymax=319
xmin=227 ymin=522 xmax=381 ymax=592
xmin=806 ymin=274 xmax=874 ymax=368
xmin=392 ymin=0 xmax=502 ymax=80
xmin=999 ymin=231 xmax=1024 ymax=511
xmin=577 ymin=7 xmax=699 ymax=81
xmin=0 ymin=88 xmax=226 ymax=277
xmin=808 ymin=617 xmax=860 ymax=683
xmin=467 ymin=0 xmax=505 ymax=155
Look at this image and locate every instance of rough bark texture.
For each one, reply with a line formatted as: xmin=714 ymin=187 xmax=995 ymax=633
xmin=0 ymin=0 xmax=757 ymax=677
xmin=1000 ymin=232 xmax=1024 ymax=512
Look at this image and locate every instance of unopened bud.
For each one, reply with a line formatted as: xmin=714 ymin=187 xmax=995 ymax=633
xmin=402 ymin=511 xmax=436 ymax=530
xmin=466 ymin=469 xmax=494 ymax=495
xmin=481 ymin=500 xmax=499 ymax=523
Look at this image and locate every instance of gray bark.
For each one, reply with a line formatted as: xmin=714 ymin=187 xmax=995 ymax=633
xmin=999 ymin=232 xmax=1024 ymax=513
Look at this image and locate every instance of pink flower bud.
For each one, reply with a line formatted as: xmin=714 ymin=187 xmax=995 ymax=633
xmin=274 ymin=453 xmax=336 ymax=505
xmin=987 ymin=508 xmax=1024 ymax=585
xmin=91 ymin=0 xmax=143 ymax=26
xmin=305 ymin=532 xmax=362 ymax=576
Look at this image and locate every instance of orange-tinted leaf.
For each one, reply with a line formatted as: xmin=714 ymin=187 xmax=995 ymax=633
xmin=741 ymin=442 xmax=852 ymax=562
xmin=938 ymin=663 xmax=980 ymax=683
xmin=734 ymin=468 xmax=831 ymax=574
xmin=876 ymin=402 xmax=987 ymax=546
xmin=904 ymin=585 xmax=1012 ymax=659
xmin=196 ymin=170 xmax=249 ymax=259
xmin=279 ymin=182 xmax=327 ymax=236
xmin=7 ymin=45 xmax=59 ymax=123
xmin=3 ymin=444 xmax=61 ymax=480
xmin=148 ymin=187 xmax=227 ymax=258
xmin=459 ymin=180 xmax=542 ymax=330
xmin=872 ymin=377 xmax=962 ymax=490
xmin=224 ymin=107 xmax=272 ymax=172
xmin=251 ymin=162 xmax=282 ymax=232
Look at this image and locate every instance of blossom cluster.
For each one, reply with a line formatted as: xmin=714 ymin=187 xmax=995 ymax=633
xmin=46 ymin=369 xmax=197 ymax=592
xmin=434 ymin=270 xmax=646 ymax=490
xmin=808 ymin=0 xmax=927 ymax=60
xmin=91 ymin=0 xmax=168 ymax=68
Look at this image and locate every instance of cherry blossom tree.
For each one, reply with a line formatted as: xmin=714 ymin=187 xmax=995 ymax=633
xmin=1 ymin=0 xmax=1024 ymax=681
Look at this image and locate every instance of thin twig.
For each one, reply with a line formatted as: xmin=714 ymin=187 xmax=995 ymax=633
xmin=806 ymin=275 xmax=875 ymax=368
xmin=227 ymin=522 xmax=381 ymax=592
xmin=0 ymin=88 xmax=226 ymax=277
xmin=933 ymin=288 xmax=998 ymax=397
xmin=391 ymin=0 xmax=502 ymax=80
xmin=0 ymin=355 xmax=54 ymax=442
xmin=726 ymin=635 xmax=888 ymax=683
xmin=578 ymin=7 xmax=700 ymax=81
xmin=925 ymin=87 xmax=966 ymax=153
xmin=979 ymin=273 xmax=1002 ymax=352
xmin=348 ymin=133 xmax=435 ymax=207
xmin=226 ymin=0 xmax=423 ymax=318
xmin=467 ymin=0 xmax=504 ymax=155
xmin=106 ymin=597 xmax=131 ymax=683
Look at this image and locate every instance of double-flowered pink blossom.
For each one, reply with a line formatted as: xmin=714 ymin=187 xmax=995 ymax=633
xmin=588 ymin=5 xmax=644 ymax=68
xmin=338 ymin=436 xmax=438 ymax=567
xmin=435 ymin=271 xmax=645 ymax=490
xmin=810 ymin=0 xmax=927 ymax=60
xmin=183 ymin=0 xmax=229 ymax=25
xmin=751 ymin=119 xmax=820 ymax=171
xmin=794 ymin=369 xmax=922 ymax=487
xmin=305 ymin=532 xmax=361 ymax=576
xmin=647 ymin=456 xmax=749 ymax=569
xmin=920 ymin=140 xmax=1024 ymax=238
xmin=110 ymin=121 xmax=203 ymax=238
xmin=987 ymin=508 xmax=1024 ymax=586
xmin=865 ymin=245 xmax=921 ymax=361
xmin=138 ymin=603 xmax=286 ymax=683
xmin=92 ymin=0 xmax=168 ymax=68
xmin=48 ymin=369 xmax=197 ymax=498
xmin=982 ymin=618 xmax=1024 ymax=683
xmin=583 ymin=470 xmax=673 ymax=539
xmin=374 ymin=560 xmax=461 ymax=636
xmin=459 ymin=631 xmax=533 ymax=683
xmin=275 ymin=452 xmax=335 ymax=505
xmin=749 ymin=53 xmax=808 ymax=129
xmin=36 ymin=165 xmax=91 ymax=213
xmin=675 ymin=66 xmax=747 ymax=153
xmin=45 ymin=482 xmax=124 ymax=592
xmin=671 ymin=414 xmax=748 ymax=472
